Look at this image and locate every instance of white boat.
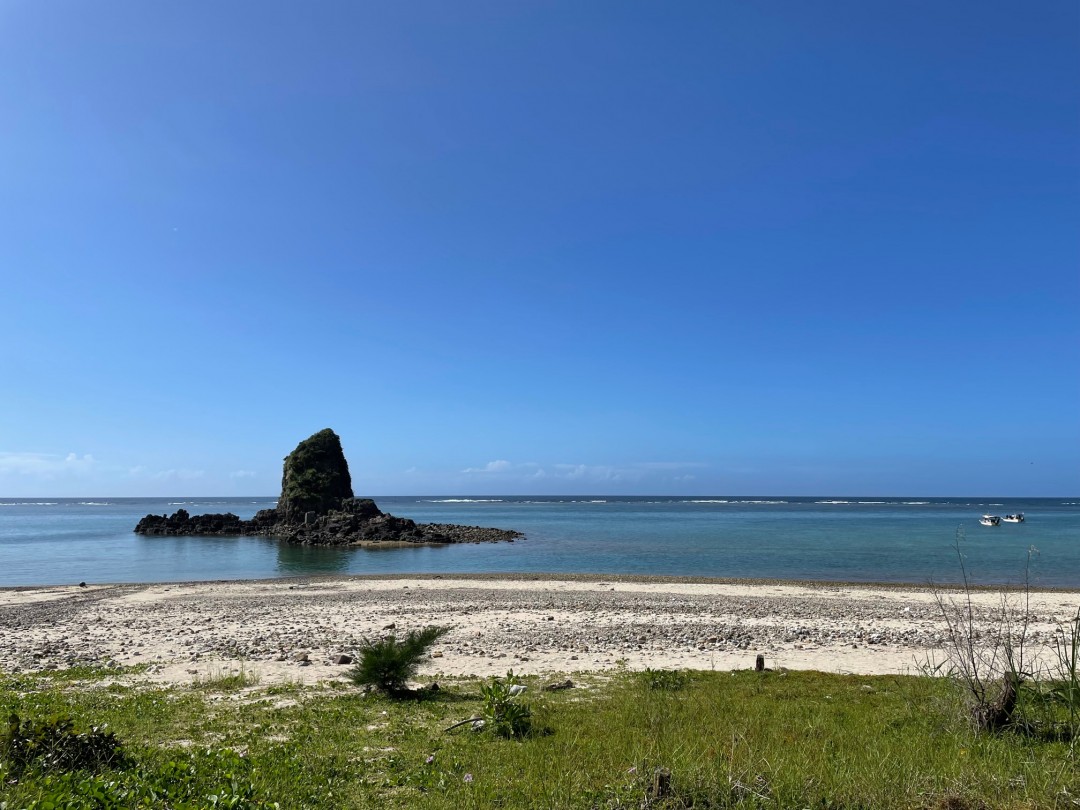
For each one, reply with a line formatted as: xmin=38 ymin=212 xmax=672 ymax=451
xmin=1002 ymin=513 xmax=1025 ymax=523
xmin=979 ymin=514 xmax=1002 ymax=527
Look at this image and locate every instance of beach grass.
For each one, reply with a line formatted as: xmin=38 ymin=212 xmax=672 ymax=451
xmin=1 ymin=667 xmax=1077 ymax=809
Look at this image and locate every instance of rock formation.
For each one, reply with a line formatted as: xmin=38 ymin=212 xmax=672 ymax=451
xmin=134 ymin=429 xmax=521 ymax=546
xmin=276 ymin=428 xmax=354 ymax=522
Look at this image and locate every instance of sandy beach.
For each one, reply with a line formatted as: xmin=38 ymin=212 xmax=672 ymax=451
xmin=2 ymin=575 xmax=1077 ymax=686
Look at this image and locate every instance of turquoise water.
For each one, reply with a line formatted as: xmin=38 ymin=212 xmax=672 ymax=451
xmin=0 ymin=497 xmax=1077 ymax=587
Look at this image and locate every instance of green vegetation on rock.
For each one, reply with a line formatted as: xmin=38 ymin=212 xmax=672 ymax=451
xmin=277 ymin=428 xmax=354 ymax=520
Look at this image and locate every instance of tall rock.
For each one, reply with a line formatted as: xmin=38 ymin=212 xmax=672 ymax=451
xmin=277 ymin=428 xmax=354 ymax=521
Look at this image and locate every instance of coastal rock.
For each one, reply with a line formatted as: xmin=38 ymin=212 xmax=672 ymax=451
xmin=133 ymin=429 xmax=522 ymax=547
xmin=134 ymin=510 xmax=247 ymax=536
xmin=277 ymin=428 xmax=354 ymax=522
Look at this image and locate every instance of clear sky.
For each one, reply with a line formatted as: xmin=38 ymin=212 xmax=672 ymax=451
xmin=1 ymin=1 xmax=1077 ymax=498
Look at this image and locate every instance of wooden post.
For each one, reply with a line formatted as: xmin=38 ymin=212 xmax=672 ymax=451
xmin=755 ymin=654 xmax=765 ymax=672
xmin=651 ymin=767 xmax=671 ymax=800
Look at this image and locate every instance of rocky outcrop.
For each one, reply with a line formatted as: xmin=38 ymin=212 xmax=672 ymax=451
xmin=277 ymin=428 xmax=354 ymax=522
xmin=134 ymin=429 xmax=521 ymax=547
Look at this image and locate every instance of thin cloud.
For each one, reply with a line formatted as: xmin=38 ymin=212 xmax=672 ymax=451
xmin=151 ymin=468 xmax=205 ymax=481
xmin=229 ymin=470 xmax=256 ymax=479
xmin=0 ymin=452 xmax=97 ymax=478
xmin=460 ymin=459 xmax=707 ymax=484
xmin=461 ymin=459 xmax=517 ymax=474
xmin=630 ymin=462 xmax=709 ymax=471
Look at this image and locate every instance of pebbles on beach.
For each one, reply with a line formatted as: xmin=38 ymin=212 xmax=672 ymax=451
xmin=1 ymin=576 xmax=1076 ymax=684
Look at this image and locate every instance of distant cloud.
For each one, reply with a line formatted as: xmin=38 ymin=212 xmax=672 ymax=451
xmin=0 ymin=452 xmax=97 ymax=478
xmin=229 ymin=470 xmax=256 ymax=479
xmin=551 ymin=463 xmax=628 ymax=482
xmin=460 ymin=459 xmax=706 ymax=484
xmin=630 ymin=462 xmax=709 ymax=472
xmin=151 ymin=468 xmax=205 ymax=481
xmin=125 ymin=465 xmax=207 ymax=481
xmin=461 ymin=459 xmax=517 ymax=474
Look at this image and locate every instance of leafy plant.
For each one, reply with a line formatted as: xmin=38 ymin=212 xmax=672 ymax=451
xmin=480 ymin=670 xmax=532 ymax=738
xmin=8 ymin=748 xmax=276 ymax=809
xmin=3 ymin=713 xmax=127 ymax=778
xmin=348 ymin=625 xmax=448 ymax=695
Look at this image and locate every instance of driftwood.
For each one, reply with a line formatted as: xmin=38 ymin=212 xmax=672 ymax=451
xmin=444 ymin=716 xmax=483 ymax=732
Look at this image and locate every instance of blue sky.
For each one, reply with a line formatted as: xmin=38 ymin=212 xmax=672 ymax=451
xmin=1 ymin=1 xmax=1077 ymax=497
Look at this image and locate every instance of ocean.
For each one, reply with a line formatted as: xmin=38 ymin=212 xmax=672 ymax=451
xmin=0 ymin=496 xmax=1077 ymax=588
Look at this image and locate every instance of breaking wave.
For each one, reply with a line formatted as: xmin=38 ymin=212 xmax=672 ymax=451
xmin=423 ymin=499 xmax=505 ymax=503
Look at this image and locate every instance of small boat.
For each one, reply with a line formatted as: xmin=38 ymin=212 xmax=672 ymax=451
xmin=1002 ymin=513 xmax=1025 ymax=523
xmin=979 ymin=514 xmax=1002 ymax=527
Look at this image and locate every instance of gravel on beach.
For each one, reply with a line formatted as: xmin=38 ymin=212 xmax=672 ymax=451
xmin=2 ymin=574 xmax=1077 ymax=684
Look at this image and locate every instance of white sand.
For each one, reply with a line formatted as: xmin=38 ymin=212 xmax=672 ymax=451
xmin=2 ymin=575 xmax=1077 ymax=686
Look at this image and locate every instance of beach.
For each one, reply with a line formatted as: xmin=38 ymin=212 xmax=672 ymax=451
xmin=3 ymin=574 xmax=1077 ymax=685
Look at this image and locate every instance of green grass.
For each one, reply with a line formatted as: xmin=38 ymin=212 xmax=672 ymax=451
xmin=191 ymin=666 xmax=262 ymax=692
xmin=1 ymin=668 xmax=1077 ymax=809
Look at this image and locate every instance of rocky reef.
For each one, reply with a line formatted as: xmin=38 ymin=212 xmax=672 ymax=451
xmin=134 ymin=429 xmax=521 ymax=546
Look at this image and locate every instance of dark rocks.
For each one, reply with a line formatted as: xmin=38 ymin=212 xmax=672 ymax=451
xmin=543 ymin=679 xmax=575 ymax=691
xmin=135 ymin=510 xmax=247 ymax=536
xmin=134 ymin=429 xmax=522 ymax=547
xmin=421 ymin=523 xmax=520 ymax=543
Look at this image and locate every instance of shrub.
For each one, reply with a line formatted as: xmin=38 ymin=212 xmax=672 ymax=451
xmin=348 ymin=625 xmax=448 ymax=695
xmin=3 ymin=713 xmax=126 ymax=778
xmin=930 ymin=527 xmax=1033 ymax=733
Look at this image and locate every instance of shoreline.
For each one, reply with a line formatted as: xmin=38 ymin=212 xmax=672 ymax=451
xmin=3 ymin=570 xmax=1078 ymax=593
xmin=3 ymin=575 xmax=1078 ymax=685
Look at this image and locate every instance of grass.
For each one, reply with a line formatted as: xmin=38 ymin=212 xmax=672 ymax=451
xmin=191 ymin=665 xmax=262 ymax=692
xmin=1 ymin=667 xmax=1077 ymax=809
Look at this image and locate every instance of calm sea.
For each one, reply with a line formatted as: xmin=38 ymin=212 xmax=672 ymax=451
xmin=0 ymin=497 xmax=1077 ymax=588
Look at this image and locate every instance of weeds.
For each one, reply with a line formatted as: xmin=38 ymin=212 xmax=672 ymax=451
xmin=192 ymin=666 xmax=261 ymax=692
xmin=930 ymin=527 xmax=1033 ymax=732
xmin=1044 ymin=607 xmax=1080 ymax=746
xmin=639 ymin=668 xmax=691 ymax=691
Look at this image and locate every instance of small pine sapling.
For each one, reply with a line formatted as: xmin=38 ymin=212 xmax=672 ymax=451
xmin=348 ymin=625 xmax=448 ymax=696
